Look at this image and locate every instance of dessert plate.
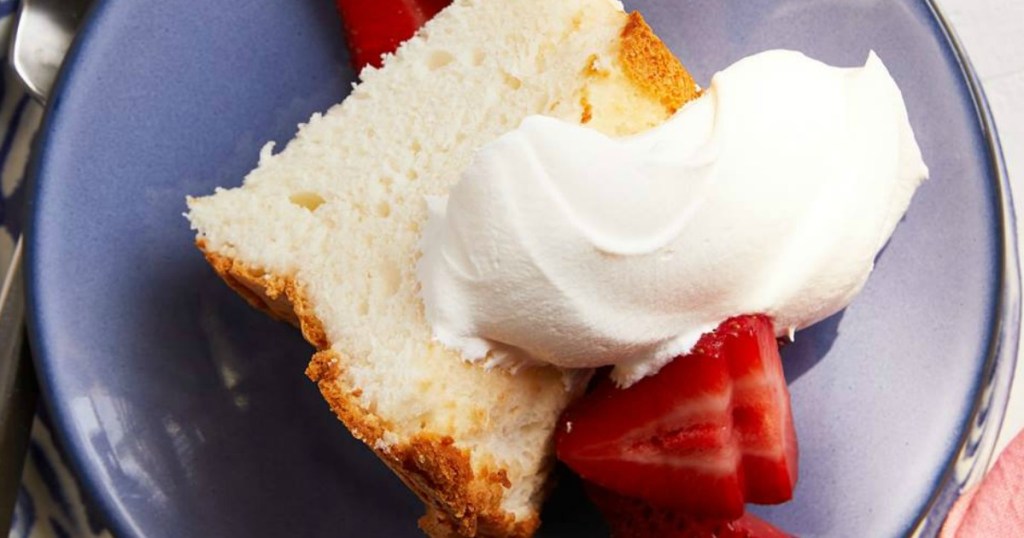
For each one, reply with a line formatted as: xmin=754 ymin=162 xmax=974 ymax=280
xmin=25 ymin=0 xmax=1018 ymax=536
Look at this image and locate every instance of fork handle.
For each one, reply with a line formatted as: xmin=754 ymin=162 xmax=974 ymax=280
xmin=0 ymin=239 xmax=37 ymax=532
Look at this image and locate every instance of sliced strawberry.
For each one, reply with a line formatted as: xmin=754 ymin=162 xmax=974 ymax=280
xmin=334 ymin=0 xmax=452 ymax=71
xmin=587 ymin=483 xmax=793 ymax=538
xmin=556 ymin=315 xmax=798 ymax=519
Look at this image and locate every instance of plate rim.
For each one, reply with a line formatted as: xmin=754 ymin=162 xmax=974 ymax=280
xmin=21 ymin=0 xmax=1020 ymax=536
xmin=903 ymin=1 xmax=1021 ymax=535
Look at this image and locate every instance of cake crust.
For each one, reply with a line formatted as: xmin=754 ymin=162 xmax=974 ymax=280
xmin=192 ymin=11 xmax=694 ymax=538
xmin=620 ymin=12 xmax=699 ymax=113
xmin=200 ymin=240 xmax=535 ymax=537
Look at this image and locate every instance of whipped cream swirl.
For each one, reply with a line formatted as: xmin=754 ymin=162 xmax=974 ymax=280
xmin=417 ymin=50 xmax=929 ymax=386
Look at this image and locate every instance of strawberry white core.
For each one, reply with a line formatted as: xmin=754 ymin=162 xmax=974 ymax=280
xmin=417 ymin=50 xmax=929 ymax=386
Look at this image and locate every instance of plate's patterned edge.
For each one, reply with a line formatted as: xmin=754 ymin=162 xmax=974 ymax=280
xmin=1 ymin=2 xmax=108 ymax=537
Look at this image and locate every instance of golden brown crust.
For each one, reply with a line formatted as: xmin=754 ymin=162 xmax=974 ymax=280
xmin=619 ymin=12 xmax=701 ymax=113
xmin=198 ymin=239 xmax=535 ymax=537
xmin=310 ymin=350 xmax=536 ymax=537
xmin=199 ymin=240 xmax=328 ymax=349
xmin=194 ymin=13 xmax=700 ymax=537
xmin=579 ymin=88 xmax=593 ymax=124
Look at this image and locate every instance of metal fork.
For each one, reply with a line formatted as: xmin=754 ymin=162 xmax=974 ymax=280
xmin=9 ymin=0 xmax=91 ymax=101
xmin=1 ymin=0 xmax=91 ymax=530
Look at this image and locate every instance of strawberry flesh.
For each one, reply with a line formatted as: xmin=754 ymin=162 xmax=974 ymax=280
xmin=587 ymin=483 xmax=793 ymax=538
xmin=556 ymin=315 xmax=798 ymax=519
xmin=333 ymin=0 xmax=452 ymax=72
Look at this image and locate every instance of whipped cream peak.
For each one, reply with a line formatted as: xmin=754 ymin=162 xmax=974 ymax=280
xmin=417 ymin=50 xmax=928 ymax=386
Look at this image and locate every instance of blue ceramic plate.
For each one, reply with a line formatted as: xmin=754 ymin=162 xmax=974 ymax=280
xmin=25 ymin=0 xmax=1019 ymax=536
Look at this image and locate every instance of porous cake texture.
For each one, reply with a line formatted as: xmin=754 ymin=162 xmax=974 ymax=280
xmin=187 ymin=0 xmax=698 ymax=535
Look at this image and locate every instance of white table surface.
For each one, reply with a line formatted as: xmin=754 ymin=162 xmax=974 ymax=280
xmin=938 ymin=0 xmax=1024 ymax=461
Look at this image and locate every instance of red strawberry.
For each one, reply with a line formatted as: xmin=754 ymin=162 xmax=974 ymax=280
xmin=586 ymin=483 xmax=793 ymax=538
xmin=556 ymin=315 xmax=797 ymax=519
xmin=334 ymin=0 xmax=452 ymax=72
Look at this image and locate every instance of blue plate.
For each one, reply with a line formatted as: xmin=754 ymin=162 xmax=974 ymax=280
xmin=25 ymin=0 xmax=1019 ymax=536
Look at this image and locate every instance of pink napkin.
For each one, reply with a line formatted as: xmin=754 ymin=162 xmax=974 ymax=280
xmin=941 ymin=428 xmax=1024 ymax=537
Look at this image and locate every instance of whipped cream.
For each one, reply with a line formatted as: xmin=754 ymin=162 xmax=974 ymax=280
xmin=417 ymin=50 xmax=929 ymax=386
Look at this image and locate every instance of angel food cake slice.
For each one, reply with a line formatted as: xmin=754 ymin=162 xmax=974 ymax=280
xmin=186 ymin=0 xmax=699 ymax=535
